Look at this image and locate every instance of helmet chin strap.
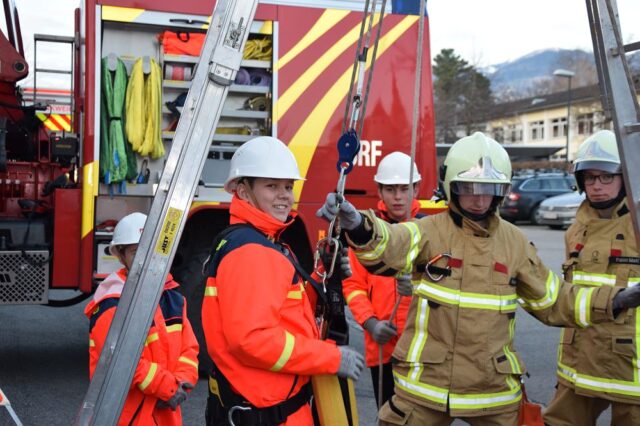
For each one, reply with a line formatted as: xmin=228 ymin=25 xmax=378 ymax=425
xmin=588 ymin=187 xmax=626 ymax=210
xmin=451 ymin=194 xmax=501 ymax=222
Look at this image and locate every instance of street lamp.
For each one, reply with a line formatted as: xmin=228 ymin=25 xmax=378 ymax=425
xmin=553 ymin=69 xmax=575 ymax=163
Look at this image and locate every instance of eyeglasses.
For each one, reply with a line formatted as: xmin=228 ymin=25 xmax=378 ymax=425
xmin=583 ymin=173 xmax=619 ymax=186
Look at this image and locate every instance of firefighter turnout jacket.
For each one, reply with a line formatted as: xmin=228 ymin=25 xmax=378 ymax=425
xmin=343 ymin=200 xmax=420 ymax=366
xmin=85 ymin=269 xmax=199 ymax=425
xmin=349 ymin=207 xmax=621 ymax=417
xmin=557 ymin=199 xmax=640 ymax=404
xmin=201 ymin=196 xmax=342 ymax=424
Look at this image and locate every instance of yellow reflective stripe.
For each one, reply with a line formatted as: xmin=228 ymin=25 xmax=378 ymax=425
xmin=558 ymin=360 xmax=640 ymax=396
xmin=629 ymin=278 xmax=640 ymax=287
xmin=166 ymin=324 xmax=183 ymax=333
xmin=179 ymin=356 xmax=198 ymax=370
xmin=503 ymin=318 xmax=521 ymax=374
xmin=636 ymin=312 xmax=640 ymax=382
xmin=287 ymin=290 xmax=303 ymax=300
xmin=575 ymin=287 xmax=594 ymax=327
xmin=573 ymin=271 xmax=616 ymax=286
xmin=138 ymin=362 xmax=157 ymax=391
xmin=449 ymin=385 xmax=522 ymax=409
xmin=270 ymin=331 xmax=295 ymax=372
xmin=89 ymin=339 xmax=95 ymax=347
xmin=145 ymin=333 xmax=159 ymax=346
xmin=358 ymin=218 xmax=389 ymax=261
xmin=393 ymin=370 xmax=448 ymax=404
xmin=519 ymin=271 xmax=560 ymax=311
xmin=399 ymin=222 xmax=421 ymax=273
xmin=346 ymin=290 xmax=367 ymax=304
xmin=204 ymin=286 xmax=217 ymax=297
xmin=415 ymin=281 xmax=517 ymax=312
xmin=407 ymin=299 xmax=430 ymax=381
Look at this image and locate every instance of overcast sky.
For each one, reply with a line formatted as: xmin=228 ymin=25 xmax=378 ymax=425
xmin=12 ymin=0 xmax=640 ymax=88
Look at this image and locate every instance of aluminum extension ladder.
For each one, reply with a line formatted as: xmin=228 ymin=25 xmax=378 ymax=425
xmin=587 ymin=0 xmax=640 ymax=247
xmin=75 ymin=0 xmax=259 ymax=424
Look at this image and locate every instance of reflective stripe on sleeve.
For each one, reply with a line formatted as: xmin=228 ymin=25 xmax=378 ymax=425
xmin=270 ymin=331 xmax=295 ymax=372
xmin=574 ymin=287 xmax=595 ymax=327
xmin=166 ymin=324 xmax=183 ymax=333
xmin=287 ymin=290 xmax=303 ymax=299
xmin=357 ymin=218 xmax=389 ymax=261
xmin=204 ymin=286 xmax=218 ymax=297
xmin=145 ymin=333 xmax=159 ymax=346
xmin=519 ymin=270 xmax=560 ymax=311
xmin=414 ymin=281 xmax=517 ymax=312
xmin=399 ymin=221 xmax=421 ymax=273
xmin=346 ymin=290 xmax=367 ymax=304
xmin=89 ymin=339 xmax=95 ymax=347
xmin=179 ymin=356 xmax=198 ymax=370
xmin=138 ymin=362 xmax=158 ymax=391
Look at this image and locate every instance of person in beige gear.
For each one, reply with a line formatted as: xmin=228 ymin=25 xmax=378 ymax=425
xmin=544 ymin=130 xmax=640 ymax=425
xmin=317 ymin=132 xmax=640 ymax=425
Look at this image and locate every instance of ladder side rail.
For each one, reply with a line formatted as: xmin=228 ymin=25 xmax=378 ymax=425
xmin=74 ymin=0 xmax=259 ymax=424
xmin=587 ymin=0 xmax=613 ymax=121
xmin=595 ymin=0 xmax=640 ymax=248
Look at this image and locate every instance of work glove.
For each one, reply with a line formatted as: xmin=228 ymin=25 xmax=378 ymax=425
xmin=340 ymin=247 xmax=352 ymax=278
xmin=363 ymin=317 xmax=397 ymax=345
xmin=316 ymin=193 xmax=362 ymax=231
xmin=612 ymin=286 xmax=640 ymax=314
xmin=157 ymin=381 xmax=193 ymax=410
xmin=396 ymin=274 xmax=413 ymax=297
xmin=337 ymin=346 xmax=365 ymax=381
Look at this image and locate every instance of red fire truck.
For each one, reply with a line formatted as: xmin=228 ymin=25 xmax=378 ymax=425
xmin=0 ymin=0 xmax=439 ymax=333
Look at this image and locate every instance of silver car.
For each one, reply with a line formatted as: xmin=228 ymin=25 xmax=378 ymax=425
xmin=538 ymin=191 xmax=586 ymax=230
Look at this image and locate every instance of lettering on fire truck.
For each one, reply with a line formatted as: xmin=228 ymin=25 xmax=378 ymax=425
xmin=355 ymin=139 xmax=383 ymax=167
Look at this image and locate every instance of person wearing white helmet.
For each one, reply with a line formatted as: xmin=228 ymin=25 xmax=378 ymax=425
xmin=85 ymin=212 xmax=199 ymax=425
xmin=201 ymin=136 xmax=364 ymax=425
xmin=544 ymin=130 xmax=640 ymax=425
xmin=318 ymin=132 xmax=640 ymax=425
xmin=342 ymin=151 xmax=422 ymax=407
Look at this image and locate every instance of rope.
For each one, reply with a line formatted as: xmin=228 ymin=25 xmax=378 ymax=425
xmin=125 ymin=57 xmax=164 ymax=159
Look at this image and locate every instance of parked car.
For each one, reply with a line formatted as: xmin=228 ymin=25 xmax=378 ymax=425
xmin=538 ymin=191 xmax=586 ymax=230
xmin=499 ymin=172 xmax=576 ymax=224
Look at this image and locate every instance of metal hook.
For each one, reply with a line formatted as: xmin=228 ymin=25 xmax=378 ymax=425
xmin=228 ymin=405 xmax=252 ymax=426
xmin=425 ymin=253 xmax=452 ymax=282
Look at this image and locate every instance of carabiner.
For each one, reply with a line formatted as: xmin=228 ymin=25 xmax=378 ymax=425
xmin=425 ymin=253 xmax=452 ymax=282
xmin=228 ymin=405 xmax=252 ymax=426
xmin=314 ymin=237 xmax=341 ymax=284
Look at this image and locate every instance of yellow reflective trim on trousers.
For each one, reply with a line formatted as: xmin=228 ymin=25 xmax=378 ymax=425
xmin=89 ymin=339 xmax=95 ymax=347
xmin=393 ymin=370 xmax=448 ymax=404
xmin=449 ymin=385 xmax=522 ymax=409
xmin=145 ymin=333 xmax=159 ymax=346
xmin=139 ymin=362 xmax=157 ymax=391
xmin=346 ymin=290 xmax=367 ymax=305
xmin=179 ymin=356 xmax=198 ymax=370
xmin=519 ymin=270 xmax=560 ymax=311
xmin=414 ymin=281 xmax=517 ymax=312
xmin=270 ymin=331 xmax=295 ymax=372
xmin=399 ymin=222 xmax=420 ymax=273
xmin=204 ymin=286 xmax=217 ymax=297
xmin=358 ymin=217 xmax=389 ymax=261
xmin=573 ymin=271 xmax=616 ymax=286
xmin=407 ymin=299 xmax=430 ymax=381
xmin=166 ymin=324 xmax=183 ymax=333
xmin=575 ymin=287 xmax=594 ymax=328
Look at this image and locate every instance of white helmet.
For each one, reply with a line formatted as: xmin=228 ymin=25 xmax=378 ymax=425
xmin=109 ymin=212 xmax=147 ymax=255
xmin=224 ymin=136 xmax=305 ymax=193
xmin=374 ymin=152 xmax=421 ymax=185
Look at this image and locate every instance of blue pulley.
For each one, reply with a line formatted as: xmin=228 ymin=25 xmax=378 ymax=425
xmin=336 ymin=129 xmax=360 ymax=174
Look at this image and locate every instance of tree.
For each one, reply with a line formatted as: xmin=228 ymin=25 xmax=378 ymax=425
xmin=433 ymin=49 xmax=494 ymax=143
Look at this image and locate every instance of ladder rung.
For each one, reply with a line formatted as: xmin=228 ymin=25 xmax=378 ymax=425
xmin=624 ymin=41 xmax=640 ymax=53
xmin=624 ymin=123 xmax=640 ymax=134
xmin=34 ymin=68 xmax=72 ymax=75
xmin=34 ymin=34 xmax=74 ymax=43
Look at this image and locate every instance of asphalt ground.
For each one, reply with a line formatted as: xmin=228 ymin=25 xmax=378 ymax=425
xmin=0 ymin=225 xmax=611 ymax=425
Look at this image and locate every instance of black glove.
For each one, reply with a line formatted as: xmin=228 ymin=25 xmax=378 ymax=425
xmin=363 ymin=317 xmax=397 ymax=345
xmin=157 ymin=382 xmax=193 ymax=410
xmin=316 ymin=193 xmax=362 ymax=231
xmin=612 ymin=286 xmax=640 ymax=314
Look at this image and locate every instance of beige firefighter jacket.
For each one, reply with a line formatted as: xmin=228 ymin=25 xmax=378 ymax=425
xmin=557 ymin=198 xmax=640 ymax=404
xmin=349 ymin=208 xmax=620 ymax=417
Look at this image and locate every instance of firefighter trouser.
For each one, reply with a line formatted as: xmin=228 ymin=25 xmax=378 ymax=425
xmin=379 ymin=394 xmax=518 ymax=426
xmin=544 ymin=383 xmax=640 ymax=426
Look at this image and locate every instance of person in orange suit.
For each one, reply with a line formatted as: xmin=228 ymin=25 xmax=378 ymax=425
xmin=85 ymin=212 xmax=199 ymax=425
